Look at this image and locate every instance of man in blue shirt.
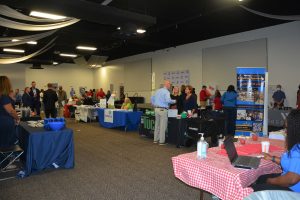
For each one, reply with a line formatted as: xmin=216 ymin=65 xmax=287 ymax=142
xmin=151 ymin=80 xmax=176 ymax=145
xmin=272 ymin=85 xmax=286 ymax=109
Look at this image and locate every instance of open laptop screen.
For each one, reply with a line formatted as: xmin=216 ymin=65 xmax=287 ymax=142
xmin=224 ymin=136 xmax=238 ymax=163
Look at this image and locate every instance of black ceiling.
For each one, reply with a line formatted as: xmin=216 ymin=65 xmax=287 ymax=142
xmin=0 ymin=0 xmax=299 ymax=65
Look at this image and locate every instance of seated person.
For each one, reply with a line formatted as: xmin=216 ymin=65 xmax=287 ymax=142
xmin=121 ymin=97 xmax=133 ymax=110
xmin=251 ymin=109 xmax=300 ymax=192
xmin=272 ymin=85 xmax=286 ymax=109
xmin=82 ymin=94 xmax=94 ymax=105
xmin=245 ymin=190 xmax=300 ymax=200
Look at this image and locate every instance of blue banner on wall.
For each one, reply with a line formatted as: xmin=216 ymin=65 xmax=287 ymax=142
xmin=235 ymin=67 xmax=266 ymax=137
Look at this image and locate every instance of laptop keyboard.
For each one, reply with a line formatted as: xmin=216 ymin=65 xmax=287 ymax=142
xmin=236 ymin=156 xmax=259 ymax=167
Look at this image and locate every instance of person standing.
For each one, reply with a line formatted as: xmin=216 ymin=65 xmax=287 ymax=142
xmin=96 ymin=88 xmax=106 ymax=100
xmin=151 ymin=80 xmax=176 ymax=145
xmin=106 ymin=90 xmax=111 ymax=101
xmin=29 ymin=81 xmax=41 ymax=115
xmin=177 ymin=85 xmax=186 ymax=114
xmin=0 ymin=76 xmax=20 ymax=148
xmin=297 ymin=85 xmax=300 ymax=109
xmin=15 ymin=89 xmax=22 ymax=107
xmin=183 ymin=85 xmax=198 ymax=114
xmin=43 ymin=83 xmax=58 ymax=118
xmin=22 ymin=87 xmax=33 ymax=108
xmin=170 ymin=86 xmax=180 ymax=109
xmin=272 ymin=84 xmax=286 ymax=109
xmin=70 ymin=88 xmax=76 ymax=98
xmin=199 ymin=85 xmax=211 ymax=109
xmin=213 ymin=90 xmax=223 ymax=111
xmin=221 ymin=85 xmax=238 ymax=136
xmin=57 ymin=86 xmax=68 ymax=117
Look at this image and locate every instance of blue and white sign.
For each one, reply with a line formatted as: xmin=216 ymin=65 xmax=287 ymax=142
xmin=235 ymin=67 xmax=266 ymax=137
xmin=104 ymin=109 xmax=114 ymax=123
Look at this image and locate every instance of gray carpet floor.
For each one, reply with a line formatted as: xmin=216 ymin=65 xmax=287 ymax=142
xmin=0 ymin=120 xmax=212 ymax=200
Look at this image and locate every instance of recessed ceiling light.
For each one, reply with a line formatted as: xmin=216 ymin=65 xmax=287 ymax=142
xmin=27 ymin=41 xmax=37 ymax=45
xmin=117 ymin=27 xmax=121 ymax=30
xmin=59 ymin=53 xmax=77 ymax=58
xmin=76 ymin=46 xmax=97 ymax=51
xmin=238 ymin=0 xmax=243 ymax=1
xmin=29 ymin=11 xmax=66 ymax=20
xmin=3 ymin=48 xmax=25 ymax=53
xmin=53 ymin=62 xmax=59 ymax=65
xmin=136 ymin=29 xmax=146 ymax=34
xmin=12 ymin=39 xmax=20 ymax=42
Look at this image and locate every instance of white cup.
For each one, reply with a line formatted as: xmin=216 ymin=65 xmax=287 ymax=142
xmin=261 ymin=141 xmax=270 ymax=153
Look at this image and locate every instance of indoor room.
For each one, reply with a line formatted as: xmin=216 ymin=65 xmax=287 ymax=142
xmin=1 ymin=1 xmax=300 ymax=200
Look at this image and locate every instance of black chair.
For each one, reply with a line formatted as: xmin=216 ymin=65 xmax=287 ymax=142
xmin=0 ymin=145 xmax=24 ymax=181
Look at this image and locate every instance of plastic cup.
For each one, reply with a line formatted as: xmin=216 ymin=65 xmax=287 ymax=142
xmin=261 ymin=141 xmax=270 ymax=153
xmin=252 ymin=133 xmax=258 ymax=141
xmin=240 ymin=138 xmax=246 ymax=145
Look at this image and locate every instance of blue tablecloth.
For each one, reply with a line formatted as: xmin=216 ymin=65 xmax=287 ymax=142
xmin=18 ymin=122 xmax=74 ymax=177
xmin=97 ymin=108 xmax=142 ymax=131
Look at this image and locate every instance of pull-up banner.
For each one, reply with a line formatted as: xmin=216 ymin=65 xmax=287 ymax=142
xmin=235 ymin=67 xmax=266 ymax=137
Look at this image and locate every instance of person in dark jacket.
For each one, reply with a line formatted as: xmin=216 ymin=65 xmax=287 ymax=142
xmin=22 ymin=87 xmax=33 ymax=108
xmin=29 ymin=81 xmax=41 ymax=115
xmin=43 ymin=83 xmax=58 ymax=118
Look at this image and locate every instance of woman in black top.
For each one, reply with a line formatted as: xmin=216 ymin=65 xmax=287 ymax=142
xmin=183 ymin=85 xmax=198 ymax=113
xmin=177 ymin=85 xmax=186 ymax=113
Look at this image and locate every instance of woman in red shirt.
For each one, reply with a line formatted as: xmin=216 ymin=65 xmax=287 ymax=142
xmin=213 ymin=90 xmax=222 ymax=110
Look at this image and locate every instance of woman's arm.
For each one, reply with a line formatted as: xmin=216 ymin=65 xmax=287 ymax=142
xmin=267 ymin=172 xmax=300 ymax=187
xmin=263 ymin=153 xmax=281 ymax=165
xmin=3 ymin=103 xmax=20 ymax=122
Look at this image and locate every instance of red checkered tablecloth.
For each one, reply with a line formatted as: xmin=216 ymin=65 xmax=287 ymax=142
xmin=172 ymin=140 xmax=284 ymax=200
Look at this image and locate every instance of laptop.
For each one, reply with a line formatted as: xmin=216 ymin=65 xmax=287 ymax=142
xmin=224 ymin=136 xmax=261 ymax=169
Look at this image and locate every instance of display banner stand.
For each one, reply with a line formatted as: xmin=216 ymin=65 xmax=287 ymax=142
xmin=235 ymin=67 xmax=267 ymax=137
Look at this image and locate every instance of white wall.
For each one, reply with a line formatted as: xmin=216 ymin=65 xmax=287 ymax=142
xmin=1 ymin=63 xmax=94 ymax=97
xmin=100 ymin=21 xmax=300 ymax=107
xmin=0 ymin=63 xmax=27 ymax=91
xmin=93 ymin=65 xmax=124 ymax=95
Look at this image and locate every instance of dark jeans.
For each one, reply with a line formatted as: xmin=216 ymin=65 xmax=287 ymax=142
xmin=223 ymin=107 xmax=237 ymax=136
xmin=45 ymin=108 xmax=57 ymax=118
xmin=31 ymin=101 xmax=41 ymax=115
xmin=252 ymin=173 xmax=292 ymax=191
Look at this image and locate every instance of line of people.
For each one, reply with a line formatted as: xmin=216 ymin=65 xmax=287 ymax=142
xmin=151 ymin=81 xmax=239 ymax=145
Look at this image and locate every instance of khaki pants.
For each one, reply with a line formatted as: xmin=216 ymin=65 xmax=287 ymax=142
xmin=154 ymin=108 xmax=168 ymax=143
xmin=200 ymin=101 xmax=207 ymax=109
xmin=58 ymin=106 xmax=64 ymax=117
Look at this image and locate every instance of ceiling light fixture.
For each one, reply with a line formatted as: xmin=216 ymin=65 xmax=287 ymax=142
xmin=136 ymin=29 xmax=146 ymax=34
xmin=3 ymin=48 xmax=25 ymax=53
xmin=29 ymin=11 xmax=66 ymax=20
xmin=12 ymin=39 xmax=20 ymax=42
xmin=238 ymin=0 xmax=243 ymax=2
xmin=59 ymin=53 xmax=77 ymax=58
xmin=117 ymin=27 xmax=121 ymax=30
xmin=76 ymin=46 xmax=97 ymax=51
xmin=27 ymin=41 xmax=37 ymax=45
xmin=53 ymin=62 xmax=59 ymax=65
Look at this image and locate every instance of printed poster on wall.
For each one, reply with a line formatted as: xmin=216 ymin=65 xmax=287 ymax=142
xmin=163 ymin=70 xmax=190 ymax=86
xmin=235 ymin=67 xmax=266 ymax=137
xmin=104 ymin=109 xmax=114 ymax=123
